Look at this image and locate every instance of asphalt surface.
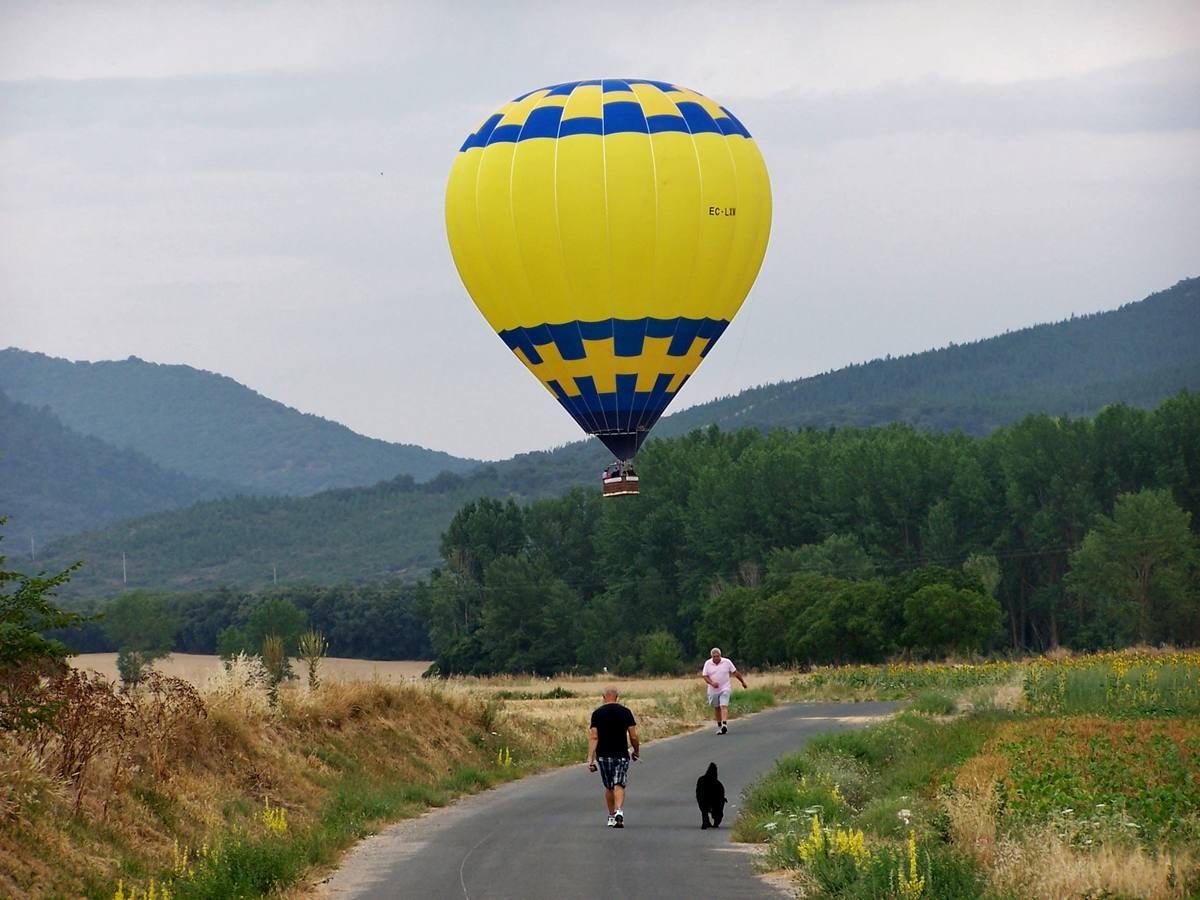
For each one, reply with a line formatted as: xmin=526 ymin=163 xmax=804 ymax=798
xmin=320 ymin=701 xmax=898 ymax=900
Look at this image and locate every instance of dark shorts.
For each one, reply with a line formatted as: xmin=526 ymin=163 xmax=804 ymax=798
xmin=596 ymin=756 xmax=630 ymax=790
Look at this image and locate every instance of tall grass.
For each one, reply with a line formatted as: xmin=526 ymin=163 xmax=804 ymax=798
xmin=793 ymin=660 xmax=1018 ymax=701
xmin=2 ymin=661 xmax=786 ymax=898
xmin=735 ymin=711 xmax=999 ymax=897
xmin=733 ymin=650 xmax=1200 ymax=898
xmin=1024 ymin=649 xmax=1200 ymax=717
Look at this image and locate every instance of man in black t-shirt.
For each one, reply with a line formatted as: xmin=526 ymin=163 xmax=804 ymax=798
xmin=586 ymin=686 xmax=640 ymax=828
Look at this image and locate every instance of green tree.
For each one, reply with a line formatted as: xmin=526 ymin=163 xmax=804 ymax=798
xmin=792 ymin=578 xmax=897 ymax=664
xmin=1 ymin=528 xmax=84 ymax=730
xmin=216 ymin=597 xmax=307 ymax=658
xmin=695 ymin=586 xmax=755 ymax=662
xmin=440 ymin=497 xmax=526 ymax=582
xmin=766 ymin=534 xmax=876 ymax=581
xmin=474 ymin=556 xmax=578 ymax=675
xmin=636 ymin=630 xmax=684 ymax=675
xmin=902 ymin=584 xmax=1001 ymax=657
xmin=1066 ymin=488 xmax=1198 ymax=645
xmin=244 ymin=597 xmax=307 ymax=655
xmin=962 ymin=554 xmax=1001 ymax=600
xmin=102 ymin=591 xmax=177 ymax=688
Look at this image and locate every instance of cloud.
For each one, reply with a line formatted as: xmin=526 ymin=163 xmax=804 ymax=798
xmin=2 ymin=2 xmax=1198 ymax=458
xmin=737 ymin=51 xmax=1200 ymax=148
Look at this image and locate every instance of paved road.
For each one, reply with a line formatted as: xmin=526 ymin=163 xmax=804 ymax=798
xmin=320 ymin=701 xmax=897 ymax=900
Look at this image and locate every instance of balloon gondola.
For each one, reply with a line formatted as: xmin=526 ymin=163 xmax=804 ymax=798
xmin=601 ymin=460 xmax=640 ymax=497
xmin=445 ymin=78 xmax=771 ymax=495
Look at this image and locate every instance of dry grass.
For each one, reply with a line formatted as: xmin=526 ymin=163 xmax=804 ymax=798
xmin=941 ymin=754 xmax=1010 ymax=868
xmin=0 ymin=672 xmax=510 ymax=899
xmin=71 ymin=653 xmax=432 ymax=686
xmin=990 ymin=829 xmax=1196 ymax=899
xmin=3 ymin=662 xmax=782 ymax=898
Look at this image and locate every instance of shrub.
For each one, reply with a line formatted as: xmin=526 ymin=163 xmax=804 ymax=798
xmin=297 ymin=630 xmax=328 ymax=691
xmin=636 ymin=631 xmax=683 ymax=675
xmin=204 ymin=653 xmax=269 ymax=715
xmin=911 ymin=691 xmax=956 ymax=715
xmin=0 ymin=540 xmax=84 ymax=731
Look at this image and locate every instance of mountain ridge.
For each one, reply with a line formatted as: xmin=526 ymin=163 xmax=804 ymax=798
xmin=0 ymin=389 xmax=241 ymax=543
xmin=30 ymin=276 xmax=1200 ymax=597
xmin=658 ymin=276 xmax=1199 ymax=437
xmin=0 ymin=350 xmax=480 ymax=497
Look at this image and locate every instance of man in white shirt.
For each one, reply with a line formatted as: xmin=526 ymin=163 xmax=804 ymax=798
xmin=700 ymin=647 xmax=747 ymax=735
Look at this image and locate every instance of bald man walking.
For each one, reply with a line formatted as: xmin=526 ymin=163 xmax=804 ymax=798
xmin=702 ymin=647 xmax=747 ymax=734
xmin=586 ymin=686 xmax=640 ymax=827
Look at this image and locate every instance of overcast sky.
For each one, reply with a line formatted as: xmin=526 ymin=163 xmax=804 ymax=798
xmin=3 ymin=1 xmax=1198 ymax=460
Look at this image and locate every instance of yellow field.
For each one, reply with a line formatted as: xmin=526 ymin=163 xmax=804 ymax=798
xmin=67 ymin=655 xmax=794 ymax=747
xmin=70 ymin=653 xmax=432 ymax=685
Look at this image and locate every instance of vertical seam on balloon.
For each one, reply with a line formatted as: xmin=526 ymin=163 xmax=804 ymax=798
xmin=594 ymin=79 xmax=615 ymax=440
xmin=510 ymin=91 xmax=598 ymax=438
xmin=629 ymin=83 xmax=664 ymax=445
xmin=636 ymin=83 xmax=705 ymax=441
xmin=711 ymin=109 xmax=747 ymax=386
xmin=619 ymin=78 xmax=654 ymax=442
xmin=470 ymin=111 xmax=523 ymax=417
xmin=554 ymin=87 xmax=606 ymax=437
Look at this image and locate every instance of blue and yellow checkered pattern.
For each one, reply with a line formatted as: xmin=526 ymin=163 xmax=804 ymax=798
xmin=446 ymin=78 xmax=771 ymax=460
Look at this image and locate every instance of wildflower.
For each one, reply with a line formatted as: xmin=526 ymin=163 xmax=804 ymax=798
xmin=764 ymin=821 xmax=778 ymax=831
xmin=893 ymin=831 xmax=926 ymax=899
xmin=262 ymin=798 xmax=288 ymax=836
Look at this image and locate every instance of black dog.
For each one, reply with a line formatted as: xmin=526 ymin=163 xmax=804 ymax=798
xmin=696 ymin=762 xmax=727 ymax=829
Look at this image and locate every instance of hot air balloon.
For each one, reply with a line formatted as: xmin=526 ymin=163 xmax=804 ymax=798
xmin=445 ymin=78 xmax=771 ymax=495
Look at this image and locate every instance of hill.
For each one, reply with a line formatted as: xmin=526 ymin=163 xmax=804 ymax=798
xmin=0 ymin=390 xmax=237 ymax=543
xmin=658 ymin=277 xmax=1200 ymax=438
xmin=35 ymin=441 xmax=605 ymax=596
xmin=0 ymin=350 xmax=479 ymax=496
xmin=34 ymin=277 xmax=1200 ymax=596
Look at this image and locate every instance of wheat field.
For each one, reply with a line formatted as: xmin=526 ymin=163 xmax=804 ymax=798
xmin=70 ymin=653 xmax=432 ymax=684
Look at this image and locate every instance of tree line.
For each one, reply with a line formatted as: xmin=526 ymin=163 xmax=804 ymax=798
xmin=418 ymin=393 xmax=1199 ymax=674
xmin=39 ymin=392 xmax=1200 ymax=674
xmin=47 ymin=581 xmax=432 ymax=662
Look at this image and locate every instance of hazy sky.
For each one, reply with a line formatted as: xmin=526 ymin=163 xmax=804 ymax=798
xmin=3 ymin=1 xmax=1198 ymax=460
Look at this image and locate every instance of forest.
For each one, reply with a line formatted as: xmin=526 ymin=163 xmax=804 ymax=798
xmin=415 ymin=392 xmax=1199 ymax=673
xmin=659 ymin=276 xmax=1199 ymax=439
xmin=47 ymin=391 xmax=1199 ymax=673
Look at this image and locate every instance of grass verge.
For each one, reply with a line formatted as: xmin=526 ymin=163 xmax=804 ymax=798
xmin=2 ymin=665 xmax=784 ymax=899
xmin=734 ymin=649 xmax=1200 ymax=899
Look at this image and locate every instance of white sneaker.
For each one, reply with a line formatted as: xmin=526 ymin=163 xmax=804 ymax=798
xmin=614 ymin=809 xmax=624 ymax=828
xmin=607 ymin=815 xmax=617 ymax=827
xmin=720 ymin=723 xmax=728 ymax=735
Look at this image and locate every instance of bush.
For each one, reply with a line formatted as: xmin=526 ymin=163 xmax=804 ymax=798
xmin=0 ymin=540 xmax=84 ymax=731
xmin=911 ymin=691 xmax=955 ymax=715
xmin=635 ymin=630 xmax=683 ymax=675
xmin=728 ymin=688 xmax=776 ymax=716
xmin=614 ymin=655 xmax=639 ymax=677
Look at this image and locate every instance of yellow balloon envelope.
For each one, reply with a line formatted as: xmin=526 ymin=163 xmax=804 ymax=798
xmin=446 ymin=78 xmax=771 ymax=460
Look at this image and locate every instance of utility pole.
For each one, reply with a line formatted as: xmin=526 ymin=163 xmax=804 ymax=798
xmin=122 ymin=552 xmax=127 ymax=585
xmin=273 ymin=564 xmax=277 ymax=585
xmin=30 ymin=535 xmax=35 ymax=561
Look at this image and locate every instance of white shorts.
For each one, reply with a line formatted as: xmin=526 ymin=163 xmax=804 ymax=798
xmin=708 ymin=689 xmax=731 ymax=708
